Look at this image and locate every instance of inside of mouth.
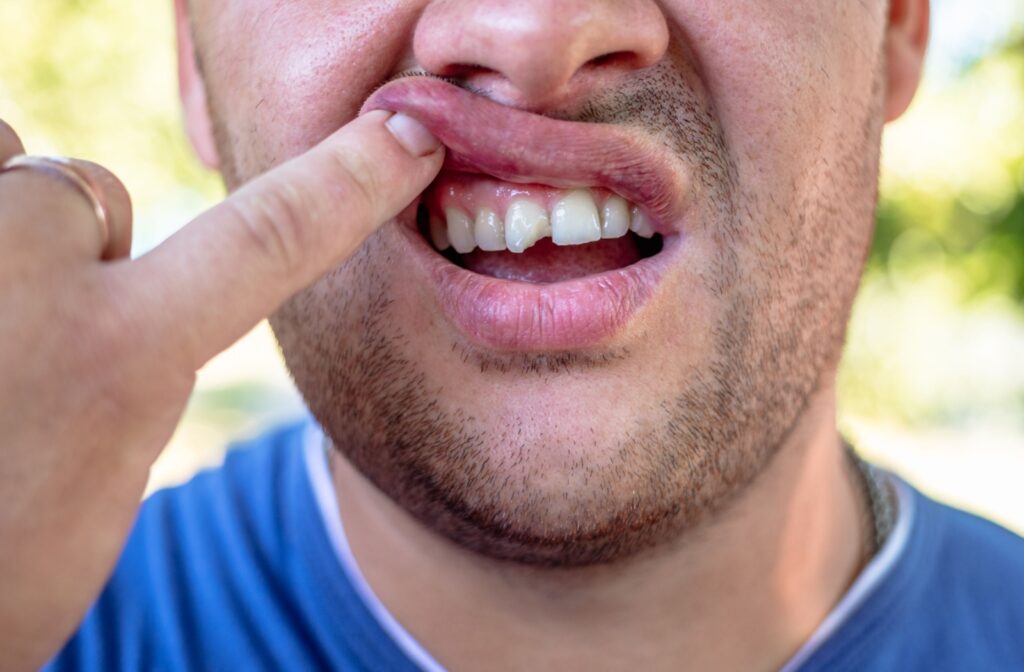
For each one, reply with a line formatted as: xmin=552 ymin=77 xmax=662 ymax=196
xmin=417 ymin=204 xmax=662 ymax=283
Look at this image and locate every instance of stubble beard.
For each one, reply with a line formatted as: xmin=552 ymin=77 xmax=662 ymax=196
xmin=207 ymin=51 xmax=884 ymax=568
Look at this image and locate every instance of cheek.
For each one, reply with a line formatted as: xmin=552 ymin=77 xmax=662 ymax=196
xmin=198 ymin=0 xmax=420 ymax=176
xmin=666 ymin=1 xmax=883 ymax=201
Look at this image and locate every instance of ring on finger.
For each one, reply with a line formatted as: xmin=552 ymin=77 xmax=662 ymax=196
xmin=0 ymin=155 xmax=112 ymax=258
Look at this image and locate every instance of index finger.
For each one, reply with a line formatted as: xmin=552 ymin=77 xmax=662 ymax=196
xmin=121 ymin=110 xmax=443 ymax=368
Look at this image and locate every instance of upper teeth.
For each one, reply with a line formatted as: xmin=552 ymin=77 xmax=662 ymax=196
xmin=551 ymin=189 xmax=602 ymax=246
xmin=601 ymin=195 xmax=631 ymax=239
xmin=506 ymin=199 xmax=550 ymax=253
xmin=434 ymin=190 xmax=654 ymax=254
xmin=444 ymin=206 xmax=476 ymax=254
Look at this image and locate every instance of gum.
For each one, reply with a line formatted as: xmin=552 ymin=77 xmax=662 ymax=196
xmin=425 ymin=172 xmax=624 ymax=219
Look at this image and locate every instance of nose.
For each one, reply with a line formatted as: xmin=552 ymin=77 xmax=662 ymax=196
xmin=413 ymin=0 xmax=669 ymax=109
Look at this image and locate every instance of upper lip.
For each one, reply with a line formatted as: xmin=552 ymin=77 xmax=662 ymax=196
xmin=361 ymin=77 xmax=691 ymax=236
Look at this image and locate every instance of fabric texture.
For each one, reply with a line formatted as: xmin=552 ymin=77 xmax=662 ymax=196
xmin=45 ymin=419 xmax=1024 ymax=671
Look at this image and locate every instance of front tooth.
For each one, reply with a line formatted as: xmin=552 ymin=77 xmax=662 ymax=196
xmin=630 ymin=206 xmax=656 ymax=238
xmin=445 ymin=206 xmax=476 ymax=253
xmin=601 ymin=195 xmax=630 ymax=239
xmin=429 ymin=213 xmax=450 ymax=251
xmin=551 ymin=189 xmax=601 ymax=246
xmin=505 ymin=199 xmax=550 ymax=253
xmin=474 ymin=208 xmax=506 ymax=251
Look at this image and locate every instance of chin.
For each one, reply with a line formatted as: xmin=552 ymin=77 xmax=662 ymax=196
xmin=269 ymin=75 xmax=863 ymax=568
xmin=273 ymin=240 xmax=765 ymax=569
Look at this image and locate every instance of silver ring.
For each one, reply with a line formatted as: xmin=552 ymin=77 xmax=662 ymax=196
xmin=1 ymin=155 xmax=112 ymax=257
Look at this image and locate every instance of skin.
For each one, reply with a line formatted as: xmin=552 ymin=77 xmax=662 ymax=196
xmin=0 ymin=84 xmax=444 ymax=672
xmin=0 ymin=0 xmax=928 ymax=670
xmin=176 ymin=0 xmax=928 ymax=668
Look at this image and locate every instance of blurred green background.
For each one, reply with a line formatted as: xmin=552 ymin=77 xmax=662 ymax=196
xmin=2 ymin=1 xmax=1022 ymax=531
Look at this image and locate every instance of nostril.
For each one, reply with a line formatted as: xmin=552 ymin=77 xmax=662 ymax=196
xmin=434 ymin=62 xmax=495 ymax=80
xmin=413 ymin=1 xmax=670 ymax=109
xmin=586 ymin=51 xmax=642 ymax=69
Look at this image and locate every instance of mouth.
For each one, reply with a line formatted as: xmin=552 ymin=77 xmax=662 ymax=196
xmin=363 ymin=78 xmax=691 ymax=352
xmin=419 ymin=172 xmax=665 ymax=283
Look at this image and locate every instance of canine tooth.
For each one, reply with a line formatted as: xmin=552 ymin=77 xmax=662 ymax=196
xmin=601 ymin=195 xmax=630 ymax=239
xmin=429 ymin=213 xmax=450 ymax=250
xmin=505 ymin=199 xmax=550 ymax=253
xmin=474 ymin=208 xmax=506 ymax=251
xmin=630 ymin=206 xmax=656 ymax=239
xmin=445 ymin=206 xmax=475 ymax=253
xmin=551 ymin=189 xmax=601 ymax=246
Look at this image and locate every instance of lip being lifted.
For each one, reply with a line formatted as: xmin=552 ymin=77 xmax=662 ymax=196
xmin=363 ymin=77 xmax=691 ymax=233
xmin=361 ymin=78 xmax=692 ymax=351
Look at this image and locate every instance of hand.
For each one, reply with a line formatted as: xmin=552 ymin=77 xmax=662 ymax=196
xmin=0 ymin=112 xmax=443 ymax=671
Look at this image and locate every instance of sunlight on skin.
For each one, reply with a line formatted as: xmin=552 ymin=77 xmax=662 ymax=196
xmin=2 ymin=0 xmax=1020 ymax=530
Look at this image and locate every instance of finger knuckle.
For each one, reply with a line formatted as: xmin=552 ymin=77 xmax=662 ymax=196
xmin=228 ymin=182 xmax=311 ymax=277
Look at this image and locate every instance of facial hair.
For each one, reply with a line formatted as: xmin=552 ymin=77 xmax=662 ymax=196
xmin=210 ymin=50 xmax=888 ymax=568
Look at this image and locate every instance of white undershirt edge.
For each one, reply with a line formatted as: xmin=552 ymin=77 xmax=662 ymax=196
xmin=778 ymin=464 xmax=914 ymax=672
xmin=302 ymin=422 xmax=914 ymax=672
xmin=302 ymin=423 xmax=448 ymax=672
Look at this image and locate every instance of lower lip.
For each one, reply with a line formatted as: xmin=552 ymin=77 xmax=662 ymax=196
xmin=397 ymin=219 xmax=682 ymax=351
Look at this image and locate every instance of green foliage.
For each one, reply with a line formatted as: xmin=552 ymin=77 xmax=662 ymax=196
xmin=840 ymin=36 xmax=1024 ymax=427
xmin=0 ymin=0 xmax=223 ymax=245
xmin=871 ymin=37 xmax=1024 ymax=306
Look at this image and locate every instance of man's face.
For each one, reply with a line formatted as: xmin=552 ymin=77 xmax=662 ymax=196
xmin=188 ymin=0 xmax=887 ymax=566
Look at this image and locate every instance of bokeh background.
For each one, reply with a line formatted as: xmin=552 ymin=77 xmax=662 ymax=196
xmin=2 ymin=1 xmax=1022 ymax=532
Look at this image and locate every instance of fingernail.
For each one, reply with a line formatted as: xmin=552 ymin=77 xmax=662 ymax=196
xmin=385 ymin=112 xmax=442 ymax=157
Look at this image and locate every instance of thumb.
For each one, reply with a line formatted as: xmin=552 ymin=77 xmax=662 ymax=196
xmin=122 ymin=110 xmax=443 ymax=368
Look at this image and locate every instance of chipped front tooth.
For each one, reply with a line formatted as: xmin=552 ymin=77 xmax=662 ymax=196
xmin=445 ymin=206 xmax=476 ymax=254
xmin=630 ymin=206 xmax=656 ymax=239
xmin=474 ymin=208 xmax=506 ymax=251
xmin=551 ymin=189 xmax=602 ymax=246
xmin=505 ymin=199 xmax=550 ymax=253
xmin=601 ymin=195 xmax=630 ymax=239
xmin=429 ymin=213 xmax=450 ymax=251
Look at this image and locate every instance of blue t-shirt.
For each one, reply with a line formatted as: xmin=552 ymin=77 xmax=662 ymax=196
xmin=46 ymin=420 xmax=1024 ymax=671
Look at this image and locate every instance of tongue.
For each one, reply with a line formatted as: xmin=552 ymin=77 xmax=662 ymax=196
xmin=460 ymin=237 xmax=641 ymax=283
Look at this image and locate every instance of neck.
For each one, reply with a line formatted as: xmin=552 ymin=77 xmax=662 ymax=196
xmin=329 ymin=384 xmax=867 ymax=671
